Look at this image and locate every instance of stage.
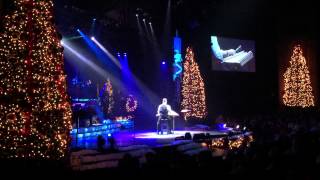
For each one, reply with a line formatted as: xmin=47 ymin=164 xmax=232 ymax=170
xmin=71 ymin=130 xmax=228 ymax=149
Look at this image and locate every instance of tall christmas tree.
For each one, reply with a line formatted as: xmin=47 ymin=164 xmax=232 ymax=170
xmin=181 ymin=47 xmax=207 ymax=119
xmin=0 ymin=0 xmax=72 ymax=159
xmin=283 ymin=44 xmax=315 ymax=108
xmin=100 ymin=79 xmax=114 ymax=118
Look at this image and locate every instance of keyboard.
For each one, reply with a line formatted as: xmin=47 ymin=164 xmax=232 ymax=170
xmin=223 ymin=50 xmax=254 ymax=66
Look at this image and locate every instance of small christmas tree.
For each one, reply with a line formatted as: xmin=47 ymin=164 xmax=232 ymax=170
xmin=181 ymin=47 xmax=207 ymax=119
xmin=283 ymin=44 xmax=315 ymax=108
xmin=0 ymin=0 xmax=72 ymax=159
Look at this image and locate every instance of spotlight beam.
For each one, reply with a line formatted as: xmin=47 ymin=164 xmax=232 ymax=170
xmin=142 ymin=18 xmax=151 ymax=37
xmin=136 ymin=16 xmax=144 ymax=36
xmin=149 ymin=22 xmax=157 ymax=42
xmin=63 ymin=35 xmax=83 ymax=41
xmin=63 ymin=41 xmax=160 ymax=117
xmin=91 ymin=38 xmax=122 ymax=69
xmin=63 ymin=42 xmax=123 ymax=90
xmin=77 ymin=29 xmax=101 ymax=57
xmin=77 ymin=29 xmax=120 ymax=69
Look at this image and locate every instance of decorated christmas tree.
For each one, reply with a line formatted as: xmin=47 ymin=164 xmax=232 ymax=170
xmin=181 ymin=47 xmax=207 ymax=119
xmin=101 ymin=79 xmax=115 ymax=118
xmin=283 ymin=44 xmax=315 ymax=108
xmin=0 ymin=0 xmax=72 ymax=159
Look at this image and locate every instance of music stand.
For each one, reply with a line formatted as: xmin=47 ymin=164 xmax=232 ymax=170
xmin=181 ymin=109 xmax=190 ymax=129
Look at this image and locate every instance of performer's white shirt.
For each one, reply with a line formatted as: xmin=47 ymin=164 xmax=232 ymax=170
xmin=157 ymin=103 xmax=172 ymax=115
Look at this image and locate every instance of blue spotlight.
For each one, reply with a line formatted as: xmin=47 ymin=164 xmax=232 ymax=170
xmin=76 ymin=29 xmax=80 ymax=32
xmin=107 ymin=133 xmax=112 ymax=137
xmin=123 ymin=53 xmax=127 ymax=57
xmin=162 ymin=61 xmax=166 ymax=65
xmin=93 ymin=18 xmax=96 ymax=21
xmin=91 ymin=37 xmax=122 ymax=68
xmin=149 ymin=22 xmax=152 ymax=25
xmin=117 ymin=52 xmax=121 ymax=57
xmin=77 ymin=29 xmax=101 ymax=58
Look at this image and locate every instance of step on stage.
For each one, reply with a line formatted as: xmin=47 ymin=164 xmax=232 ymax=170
xmin=72 ymin=130 xmax=228 ymax=149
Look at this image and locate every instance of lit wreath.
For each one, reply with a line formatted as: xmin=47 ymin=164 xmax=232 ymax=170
xmin=126 ymin=95 xmax=138 ymax=112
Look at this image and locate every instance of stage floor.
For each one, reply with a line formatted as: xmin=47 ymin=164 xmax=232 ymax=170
xmin=72 ymin=130 xmax=227 ymax=149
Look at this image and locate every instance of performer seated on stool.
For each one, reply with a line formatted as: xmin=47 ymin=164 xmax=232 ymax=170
xmin=157 ymin=98 xmax=173 ymax=134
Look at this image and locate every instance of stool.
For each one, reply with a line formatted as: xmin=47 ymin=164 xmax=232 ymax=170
xmin=158 ymin=119 xmax=170 ymax=135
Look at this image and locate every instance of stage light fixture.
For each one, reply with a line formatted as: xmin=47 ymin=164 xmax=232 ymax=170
xmin=236 ymin=125 xmax=240 ymax=129
xmin=124 ymin=53 xmax=127 ymax=57
xmin=93 ymin=18 xmax=96 ymax=21
xmin=143 ymin=18 xmax=146 ymax=22
xmin=136 ymin=14 xmax=139 ymax=17
xmin=76 ymin=29 xmax=80 ymax=32
xmin=91 ymin=36 xmax=95 ymax=40
xmin=117 ymin=52 xmax=121 ymax=57
xmin=107 ymin=133 xmax=112 ymax=137
xmin=162 ymin=61 xmax=166 ymax=65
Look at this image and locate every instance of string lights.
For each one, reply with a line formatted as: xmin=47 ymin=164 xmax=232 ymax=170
xmin=0 ymin=0 xmax=72 ymax=159
xmin=211 ymin=135 xmax=253 ymax=150
xmin=101 ymin=78 xmax=114 ymax=117
xmin=181 ymin=47 xmax=207 ymax=119
xmin=106 ymin=79 xmax=114 ymax=114
xmin=283 ymin=44 xmax=315 ymax=108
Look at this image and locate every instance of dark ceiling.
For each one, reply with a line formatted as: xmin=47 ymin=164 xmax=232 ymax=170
xmin=52 ymin=0 xmax=318 ymax=39
xmin=1 ymin=0 xmax=318 ymax=39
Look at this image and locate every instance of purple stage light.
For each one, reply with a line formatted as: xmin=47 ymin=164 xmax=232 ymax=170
xmin=162 ymin=61 xmax=166 ymax=65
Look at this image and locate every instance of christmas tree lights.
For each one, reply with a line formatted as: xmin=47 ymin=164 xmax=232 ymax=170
xmin=0 ymin=0 xmax=72 ymax=159
xmin=101 ymin=79 xmax=114 ymax=118
xmin=181 ymin=47 xmax=207 ymax=119
xmin=283 ymin=44 xmax=315 ymax=108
